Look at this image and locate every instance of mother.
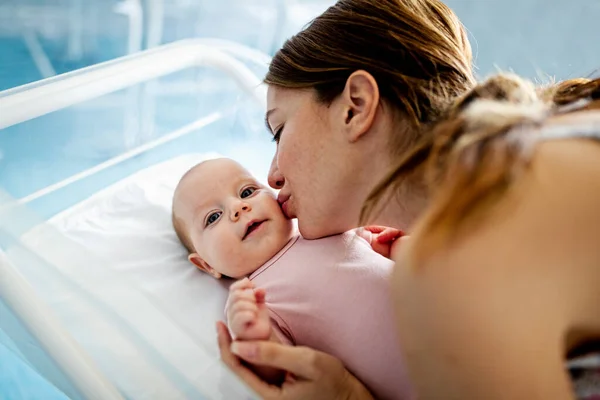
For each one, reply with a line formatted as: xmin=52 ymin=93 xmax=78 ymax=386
xmin=262 ymin=0 xmax=475 ymax=239
xmin=219 ymin=0 xmax=475 ymax=397
xmin=219 ymin=1 xmax=600 ymax=399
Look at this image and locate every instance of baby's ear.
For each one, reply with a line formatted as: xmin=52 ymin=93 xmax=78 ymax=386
xmin=188 ymin=253 xmax=222 ymax=279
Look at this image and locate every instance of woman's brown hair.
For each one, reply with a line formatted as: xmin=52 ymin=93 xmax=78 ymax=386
xmin=265 ymin=0 xmax=476 ymax=151
xmin=362 ymin=74 xmax=600 ymax=260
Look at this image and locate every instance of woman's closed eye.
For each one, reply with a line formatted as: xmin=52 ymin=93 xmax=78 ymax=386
xmin=272 ymin=125 xmax=283 ymax=143
xmin=205 ymin=211 xmax=222 ymax=226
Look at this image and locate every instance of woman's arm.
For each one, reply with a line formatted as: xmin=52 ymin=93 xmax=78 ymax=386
xmin=392 ymin=139 xmax=600 ymax=400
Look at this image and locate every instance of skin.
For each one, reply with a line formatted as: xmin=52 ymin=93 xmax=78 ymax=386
xmin=175 ymin=158 xmax=404 ymax=389
xmin=265 ymin=71 xmax=419 ymax=239
xmin=172 ymin=158 xmax=294 ymax=278
xmin=218 ymin=71 xmax=418 ymax=399
xmin=219 ymin=101 xmax=600 ymax=398
xmin=390 ymin=119 xmax=600 ymax=399
xmin=217 ymin=320 xmax=375 ymax=400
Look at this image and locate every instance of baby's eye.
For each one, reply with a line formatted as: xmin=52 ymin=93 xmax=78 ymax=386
xmin=206 ymin=211 xmax=222 ymax=226
xmin=240 ymin=187 xmax=256 ymax=198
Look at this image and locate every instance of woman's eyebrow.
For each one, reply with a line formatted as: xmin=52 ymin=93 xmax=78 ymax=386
xmin=264 ymin=109 xmax=277 ymax=132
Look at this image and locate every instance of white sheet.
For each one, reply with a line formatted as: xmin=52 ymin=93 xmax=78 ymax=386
xmin=48 ymin=152 xmax=231 ymax=346
xmin=16 ymin=153 xmax=258 ymax=399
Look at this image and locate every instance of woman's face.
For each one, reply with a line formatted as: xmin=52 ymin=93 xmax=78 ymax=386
xmin=265 ymin=86 xmax=366 ymax=239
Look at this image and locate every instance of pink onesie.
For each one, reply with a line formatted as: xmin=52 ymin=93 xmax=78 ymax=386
xmin=247 ymin=230 xmax=413 ymax=400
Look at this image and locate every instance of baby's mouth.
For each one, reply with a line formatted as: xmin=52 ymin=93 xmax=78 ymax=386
xmin=243 ymin=220 xmax=266 ymax=240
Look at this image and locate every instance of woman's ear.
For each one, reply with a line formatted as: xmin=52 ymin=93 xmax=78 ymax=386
xmin=340 ymin=70 xmax=380 ymax=142
xmin=188 ymin=253 xmax=222 ymax=279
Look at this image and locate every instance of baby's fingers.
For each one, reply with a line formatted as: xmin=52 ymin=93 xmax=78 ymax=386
xmin=229 ymin=278 xmax=254 ymax=292
xmin=227 ymin=288 xmax=256 ymax=307
xmin=363 ymin=225 xmax=387 ymax=234
xmin=253 ymin=288 xmax=266 ymax=304
xmin=230 ymin=311 xmax=257 ymax=335
xmin=376 ymin=228 xmax=404 ymax=243
xmin=227 ymin=299 xmax=259 ymax=317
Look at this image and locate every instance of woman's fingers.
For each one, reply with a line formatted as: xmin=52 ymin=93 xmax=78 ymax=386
xmin=230 ymin=340 xmax=334 ymax=381
xmin=217 ymin=322 xmax=373 ymax=400
xmin=216 ymin=321 xmax=280 ymax=398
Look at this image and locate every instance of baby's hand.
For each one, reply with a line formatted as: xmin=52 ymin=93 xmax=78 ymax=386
xmin=226 ymin=278 xmax=271 ymax=341
xmin=390 ymin=234 xmax=409 ymax=261
xmin=363 ymin=225 xmax=406 ymax=259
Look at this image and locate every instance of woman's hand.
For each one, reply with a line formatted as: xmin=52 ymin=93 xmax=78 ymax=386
xmin=217 ymin=321 xmax=374 ymax=400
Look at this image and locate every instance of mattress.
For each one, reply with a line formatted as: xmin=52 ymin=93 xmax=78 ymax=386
xmin=12 ymin=153 xmax=260 ymax=399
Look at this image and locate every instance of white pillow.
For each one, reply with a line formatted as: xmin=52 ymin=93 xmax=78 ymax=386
xmin=47 ymin=152 xmax=231 ymax=342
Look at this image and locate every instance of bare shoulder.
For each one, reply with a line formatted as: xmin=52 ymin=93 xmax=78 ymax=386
xmin=537 ymin=137 xmax=600 ymax=196
xmin=405 ymin=137 xmax=600 ymax=313
xmin=527 ymin=138 xmax=600 ymax=315
xmin=427 ymin=136 xmax=600 ymax=306
xmin=390 ymin=138 xmax=600 ymax=399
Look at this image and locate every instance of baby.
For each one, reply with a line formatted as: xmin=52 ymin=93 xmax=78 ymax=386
xmin=172 ymin=158 xmax=411 ymax=400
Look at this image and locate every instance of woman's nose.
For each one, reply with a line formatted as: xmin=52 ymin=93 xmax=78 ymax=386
xmin=230 ymin=201 xmax=252 ymax=220
xmin=268 ymin=156 xmax=285 ymax=189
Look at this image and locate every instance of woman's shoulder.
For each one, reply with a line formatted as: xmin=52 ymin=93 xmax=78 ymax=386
xmin=446 ymin=133 xmax=600 ymax=268
xmin=527 ymin=136 xmax=600 ymax=257
xmin=390 ymin=136 xmax=600 ymax=399
xmin=421 ymin=134 xmax=600 ymax=316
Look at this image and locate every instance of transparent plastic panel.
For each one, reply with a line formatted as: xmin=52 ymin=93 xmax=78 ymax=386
xmin=159 ymin=0 xmax=284 ymax=54
xmin=0 ymin=40 xmax=274 ymax=399
xmin=0 ymin=41 xmax=273 ymax=218
xmin=0 ymin=301 xmax=75 ymax=400
xmin=0 ymin=0 xmax=135 ymax=91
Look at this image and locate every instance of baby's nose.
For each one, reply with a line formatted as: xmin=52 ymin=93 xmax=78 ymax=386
xmin=234 ymin=205 xmax=249 ymax=218
xmin=231 ymin=202 xmax=251 ymax=220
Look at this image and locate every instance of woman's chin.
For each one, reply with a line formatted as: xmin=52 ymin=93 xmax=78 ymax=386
xmin=297 ymin=219 xmax=346 ymax=240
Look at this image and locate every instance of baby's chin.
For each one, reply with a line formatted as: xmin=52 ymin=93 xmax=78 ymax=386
xmin=221 ymin=228 xmax=295 ymax=278
xmin=224 ymin=258 xmax=269 ymax=279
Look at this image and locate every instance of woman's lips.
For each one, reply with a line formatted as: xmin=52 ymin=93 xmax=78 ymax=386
xmin=277 ymin=193 xmax=292 ymax=219
xmin=281 ymin=200 xmax=290 ymax=219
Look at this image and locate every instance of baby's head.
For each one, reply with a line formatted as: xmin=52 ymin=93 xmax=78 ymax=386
xmin=172 ymin=158 xmax=294 ymax=279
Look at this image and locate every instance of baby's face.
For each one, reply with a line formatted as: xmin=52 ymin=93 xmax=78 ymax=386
xmin=175 ymin=158 xmax=294 ymax=278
